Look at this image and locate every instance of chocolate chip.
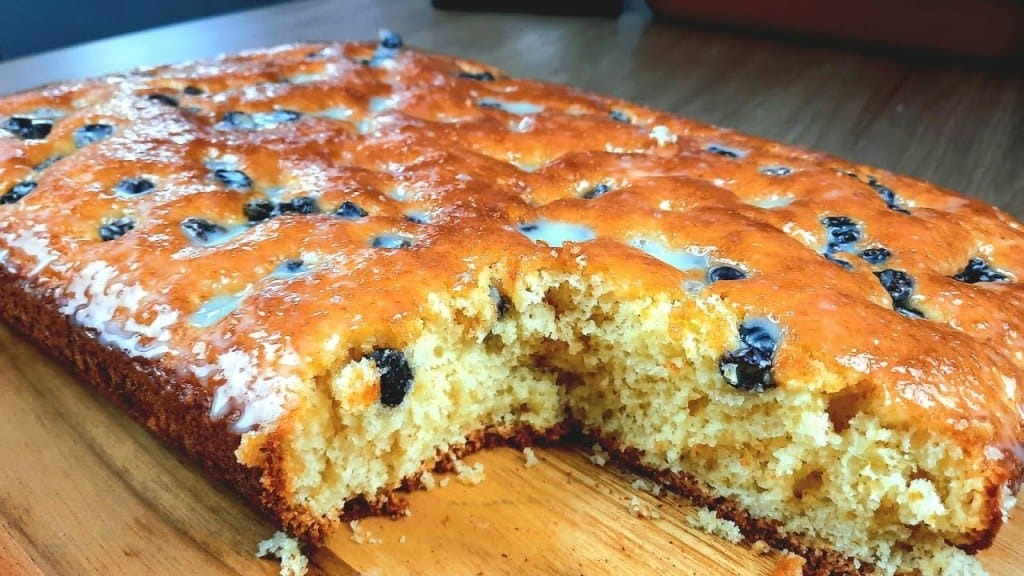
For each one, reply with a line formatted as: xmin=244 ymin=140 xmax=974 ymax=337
xmin=99 ymin=217 xmax=135 ymax=241
xmin=379 ymin=29 xmax=404 ymax=50
xmin=489 ymin=285 xmax=509 ymax=318
xmin=708 ymin=266 xmax=747 ymax=282
xmin=279 ymin=196 xmax=320 ymax=214
xmin=73 ymin=123 xmax=114 ymax=148
xmin=841 ymin=172 xmax=911 ymax=214
xmin=2 ymin=117 xmax=52 ymax=140
xmin=35 ymin=156 xmax=62 ymax=171
xmin=221 ymin=111 xmax=256 ymax=130
xmin=824 ymin=254 xmax=854 ymax=270
xmin=858 ymin=247 xmax=891 ymax=265
xmin=114 ymin=177 xmax=155 ymax=196
xmin=458 ymin=70 xmax=495 ymax=81
xmin=719 ymin=320 xmax=779 ymax=392
xmin=821 ymin=216 xmax=861 ymax=246
xmin=371 ymin=234 xmax=413 ymax=249
xmin=145 ymin=93 xmax=180 ymax=107
xmin=705 ymin=144 xmax=744 ymax=159
xmin=244 ymin=198 xmax=276 ymax=222
xmin=335 ymin=200 xmax=368 ymax=219
xmin=213 ymin=169 xmax=253 ymax=190
xmin=367 ymin=347 xmax=413 ymax=407
xmin=0 ymin=181 xmax=37 ymax=204
xmin=759 ymin=166 xmax=791 ymax=177
xmin=609 ymin=110 xmax=630 ymax=124
xmin=282 ymin=259 xmax=304 ymax=273
xmin=581 ymin=183 xmax=610 ymax=200
xmin=866 ymin=178 xmax=911 ymax=214
xmin=951 ymin=258 xmax=1010 ymax=284
xmin=874 ymin=269 xmax=925 ymax=318
xmin=181 ymin=217 xmax=227 ymax=243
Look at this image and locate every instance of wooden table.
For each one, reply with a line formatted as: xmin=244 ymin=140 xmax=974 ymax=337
xmin=1 ymin=1 xmax=1021 ymax=575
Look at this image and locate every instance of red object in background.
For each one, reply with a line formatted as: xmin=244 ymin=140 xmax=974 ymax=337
xmin=645 ymin=0 xmax=1024 ymax=62
xmin=432 ymin=0 xmax=624 ymax=17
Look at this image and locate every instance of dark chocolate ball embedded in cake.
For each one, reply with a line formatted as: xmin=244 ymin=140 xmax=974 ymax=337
xmin=951 ymin=258 xmax=1010 ymax=284
xmin=719 ymin=319 xmax=779 ymax=392
xmin=367 ymin=347 xmax=413 ymax=407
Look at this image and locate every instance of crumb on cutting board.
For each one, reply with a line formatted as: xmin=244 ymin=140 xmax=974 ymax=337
xmin=630 ymin=478 xmax=662 ymax=496
xmin=257 ymin=531 xmax=309 ymax=576
xmin=454 ymin=460 xmax=486 ymax=485
xmin=349 ymin=519 xmax=383 ymax=545
xmin=751 ymin=539 xmax=772 ymax=555
xmin=628 ymin=495 xmax=661 ymax=519
xmin=589 ymin=443 xmax=609 ymax=467
xmin=686 ymin=507 xmax=744 ymax=544
xmin=523 ymin=446 xmax=539 ymax=468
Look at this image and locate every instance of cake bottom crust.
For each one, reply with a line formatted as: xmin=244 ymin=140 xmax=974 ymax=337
xmin=588 ymin=434 xmax=864 ymax=576
xmin=390 ymin=426 xmax=869 ymax=576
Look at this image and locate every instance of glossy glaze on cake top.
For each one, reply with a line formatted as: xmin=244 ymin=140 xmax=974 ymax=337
xmin=0 ymin=36 xmax=1021 ymax=468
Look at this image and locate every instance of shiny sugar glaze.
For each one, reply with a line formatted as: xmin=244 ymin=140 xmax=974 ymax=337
xmin=0 ymin=39 xmax=1022 ymax=461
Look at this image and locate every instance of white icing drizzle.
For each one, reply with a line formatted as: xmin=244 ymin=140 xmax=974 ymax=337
xmin=190 ymin=293 xmax=248 ymax=327
xmin=58 ymin=261 xmax=179 ymax=360
xmin=628 ymin=237 xmax=709 ymax=271
xmin=478 ymin=99 xmax=544 ymax=115
xmin=288 ymin=73 xmax=327 ymax=84
xmin=649 ymin=125 xmax=677 ymax=146
xmin=750 ymin=195 xmax=795 ymax=209
xmin=318 ymin=106 xmax=353 ymax=120
xmin=207 ymin=345 xmax=303 ymax=433
xmin=517 ymin=219 xmax=596 ymax=247
xmin=6 ymin=228 xmax=59 ymax=275
xmin=367 ymin=96 xmax=398 ymax=113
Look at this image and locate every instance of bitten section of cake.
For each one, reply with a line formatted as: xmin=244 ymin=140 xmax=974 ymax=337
xmin=1 ymin=34 xmax=1022 ymax=576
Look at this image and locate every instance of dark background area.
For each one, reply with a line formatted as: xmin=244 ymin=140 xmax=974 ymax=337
xmin=0 ymin=0 xmax=286 ymax=60
xmin=1 ymin=0 xmax=1020 ymax=65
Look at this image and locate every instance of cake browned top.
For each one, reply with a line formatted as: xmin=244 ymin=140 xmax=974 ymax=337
xmin=0 ymin=36 xmax=1022 ymax=475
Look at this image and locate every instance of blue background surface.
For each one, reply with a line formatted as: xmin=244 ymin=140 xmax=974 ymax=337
xmin=0 ymin=0 xmax=287 ymax=60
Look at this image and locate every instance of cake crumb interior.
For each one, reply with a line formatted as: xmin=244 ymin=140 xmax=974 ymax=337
xmin=270 ymin=268 xmax=991 ymax=576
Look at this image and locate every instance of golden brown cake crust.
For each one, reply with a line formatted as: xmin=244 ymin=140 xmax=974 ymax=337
xmin=1 ymin=37 xmax=1023 ymax=564
xmin=0 ymin=267 xmax=335 ymax=539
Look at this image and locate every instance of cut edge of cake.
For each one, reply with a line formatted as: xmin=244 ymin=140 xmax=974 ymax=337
xmin=4 ymin=254 xmax=1011 ymax=576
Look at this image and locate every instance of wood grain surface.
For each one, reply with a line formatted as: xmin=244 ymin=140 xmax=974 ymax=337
xmin=0 ymin=1 xmax=1021 ymax=575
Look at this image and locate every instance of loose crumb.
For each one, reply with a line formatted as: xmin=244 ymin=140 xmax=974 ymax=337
xmin=751 ymin=539 xmax=772 ymax=555
xmin=523 ymin=446 xmax=539 ymax=468
xmin=770 ymin=553 xmax=806 ymax=576
xmin=454 ymin=460 xmax=486 ymax=485
xmin=630 ymin=478 xmax=662 ymax=496
xmin=628 ymin=495 xmax=661 ymax=519
xmin=420 ymin=470 xmax=436 ymax=490
xmin=349 ymin=520 xmax=383 ymax=545
xmin=686 ymin=508 xmax=744 ymax=544
xmin=440 ymin=477 xmax=450 ymax=487
xmin=399 ymin=535 xmax=407 ymax=544
xmin=589 ymin=443 xmax=609 ymax=467
xmin=256 ymin=531 xmax=309 ymax=576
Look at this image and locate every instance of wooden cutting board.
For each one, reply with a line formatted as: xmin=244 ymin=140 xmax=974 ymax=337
xmin=1 ymin=319 xmax=1021 ymax=576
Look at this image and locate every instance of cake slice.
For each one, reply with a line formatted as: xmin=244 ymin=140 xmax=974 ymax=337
xmin=0 ymin=32 xmax=1021 ymax=575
